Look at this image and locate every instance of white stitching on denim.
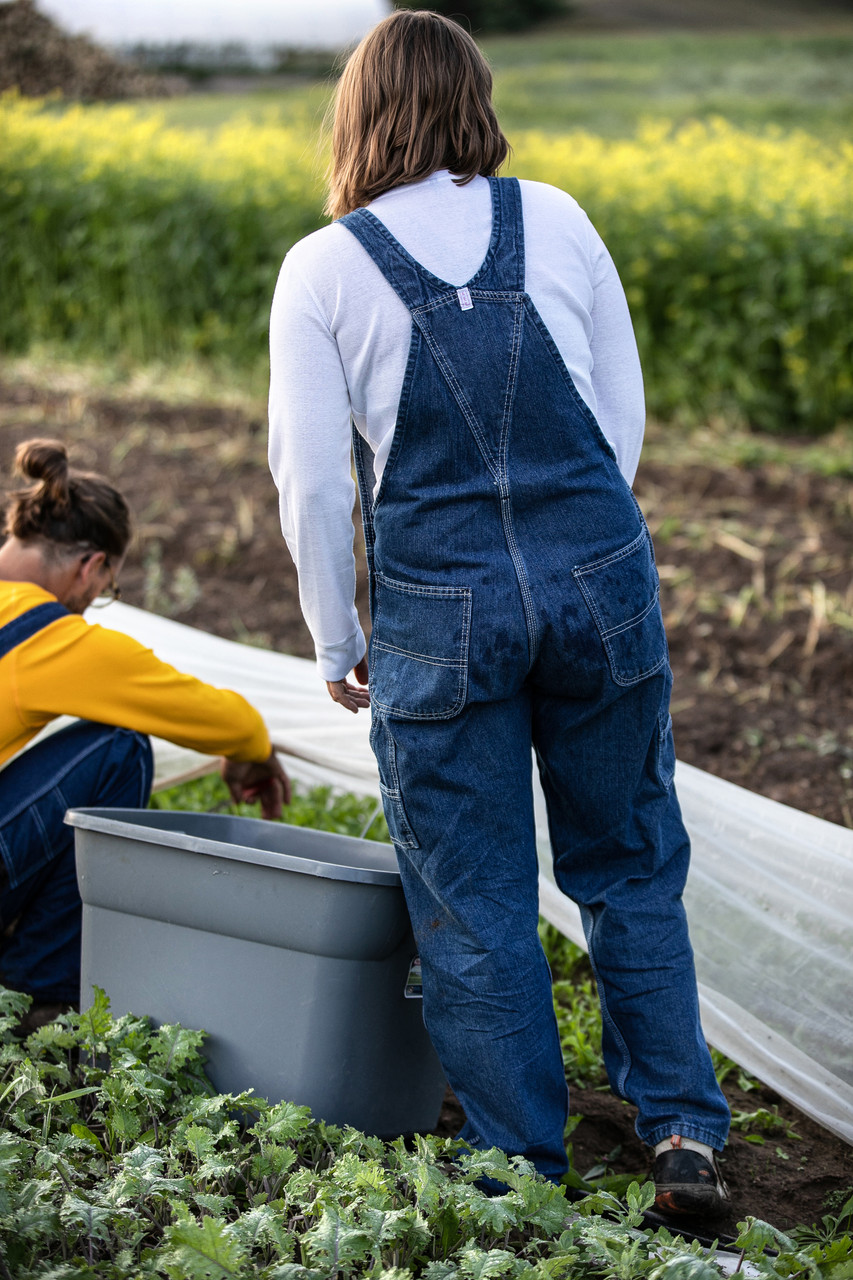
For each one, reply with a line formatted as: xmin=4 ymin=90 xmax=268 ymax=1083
xmin=372 ymin=641 xmax=462 ymax=667
xmin=500 ymin=299 xmax=524 ymax=452
xmin=374 ymin=572 xmax=470 ymax=599
xmin=493 ymin=298 xmax=540 ymax=660
xmin=573 ymin=526 xmax=648 ymax=576
xmin=385 ymin=725 xmax=418 ymax=847
xmin=585 ymin=907 xmax=634 ymax=1100
xmin=416 ymin=322 xmax=500 ymax=480
xmin=523 ymin=298 xmax=620 ymax=465
xmin=414 ymin=291 xmax=522 ymax=316
xmin=574 ymin=572 xmax=667 ymax=686
xmin=371 ymin=575 xmax=471 ymax=719
xmin=571 ymin=531 xmax=668 ymax=687
xmin=599 ymin=590 xmax=661 ymax=640
xmin=411 ymin=292 xmax=529 ymax=482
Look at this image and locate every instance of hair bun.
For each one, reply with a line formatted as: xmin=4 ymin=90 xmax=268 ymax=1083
xmin=14 ymin=438 xmax=70 ymax=508
xmin=5 ymin=438 xmax=130 ymax=554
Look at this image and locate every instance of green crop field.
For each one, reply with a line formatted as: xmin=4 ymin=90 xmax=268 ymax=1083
xmin=140 ymin=30 xmax=853 ymax=140
xmin=3 ymin=26 xmax=853 ymax=431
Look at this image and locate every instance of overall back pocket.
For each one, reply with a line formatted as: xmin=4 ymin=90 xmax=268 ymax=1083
xmin=370 ymin=572 xmax=471 ymax=720
xmin=572 ymin=528 xmax=667 ymax=687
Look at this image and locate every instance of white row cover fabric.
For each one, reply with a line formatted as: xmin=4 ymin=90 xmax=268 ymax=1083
xmin=89 ymin=603 xmax=853 ymax=1144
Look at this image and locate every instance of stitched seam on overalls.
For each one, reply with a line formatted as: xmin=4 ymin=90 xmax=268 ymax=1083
xmin=375 ymin=722 xmax=417 ymax=848
xmin=340 ymin=186 xmax=505 ymax=300
xmin=500 ymin=300 xmax=525 ymax=449
xmin=372 ymin=642 xmax=462 ymax=667
xmin=572 ymin=574 xmax=667 ymax=686
xmin=496 ymin=298 xmax=540 ymax=661
xmin=374 ymin=572 xmax=470 ymax=599
xmin=415 ymin=290 xmax=521 ymax=314
xmin=371 ymin=579 xmax=472 ymax=718
xmin=573 ymin=526 xmax=648 ymax=576
xmin=586 ymin=907 xmax=634 ymax=1099
xmin=601 ymin=591 xmax=660 ymax=639
xmin=574 ymin=578 xmax=659 ymax=641
xmin=612 ymin=660 xmax=666 ymax=691
xmin=523 ymin=299 xmax=620 ymax=466
xmin=415 ymin=316 xmax=500 ymax=481
xmin=351 ymin=427 xmax=376 ymax=556
xmin=378 ymin=702 xmax=463 ymax=721
xmin=572 ymin=532 xmax=667 ymax=685
xmin=608 ymin=650 xmax=667 ymax=688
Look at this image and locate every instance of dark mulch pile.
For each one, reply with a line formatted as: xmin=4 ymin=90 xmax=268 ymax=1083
xmin=1 ymin=375 xmax=851 ymax=1229
xmin=0 ymin=0 xmax=167 ymax=99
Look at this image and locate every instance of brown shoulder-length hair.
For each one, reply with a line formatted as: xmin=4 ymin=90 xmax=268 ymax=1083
xmin=325 ymin=9 xmax=509 ymax=220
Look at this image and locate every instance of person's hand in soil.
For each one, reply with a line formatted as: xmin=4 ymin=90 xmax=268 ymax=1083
xmin=326 ymin=654 xmax=369 ymax=713
xmin=221 ymin=749 xmax=291 ymax=819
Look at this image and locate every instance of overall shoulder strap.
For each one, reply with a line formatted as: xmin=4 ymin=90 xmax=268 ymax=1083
xmin=340 ymin=177 xmax=525 ymax=305
xmin=0 ymin=601 xmax=69 ymax=661
xmin=339 ymin=208 xmax=440 ymax=312
xmin=472 ymin=176 xmax=525 ymax=294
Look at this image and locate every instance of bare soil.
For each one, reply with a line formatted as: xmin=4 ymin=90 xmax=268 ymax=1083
xmin=1 ymin=374 xmax=851 ymax=1231
xmin=436 ymin=1080 xmax=853 ymax=1237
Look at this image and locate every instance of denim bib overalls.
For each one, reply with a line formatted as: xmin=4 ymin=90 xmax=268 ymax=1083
xmin=0 ymin=604 xmax=152 ymax=1002
xmin=341 ymin=178 xmax=729 ymax=1179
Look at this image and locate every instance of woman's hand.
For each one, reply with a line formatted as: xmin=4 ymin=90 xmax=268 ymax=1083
xmin=221 ymin=749 xmax=292 ymax=820
xmin=326 ymin=654 xmax=369 ymax=713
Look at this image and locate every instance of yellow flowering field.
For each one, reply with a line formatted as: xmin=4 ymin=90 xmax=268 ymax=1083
xmin=2 ymin=96 xmax=851 ymax=432
xmin=509 ymin=120 xmax=853 ymax=432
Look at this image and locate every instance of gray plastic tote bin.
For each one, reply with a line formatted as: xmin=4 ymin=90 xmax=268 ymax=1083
xmin=65 ymin=807 xmax=446 ymax=1136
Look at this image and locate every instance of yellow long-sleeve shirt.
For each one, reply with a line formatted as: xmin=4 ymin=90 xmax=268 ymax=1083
xmin=0 ymin=581 xmax=271 ymax=768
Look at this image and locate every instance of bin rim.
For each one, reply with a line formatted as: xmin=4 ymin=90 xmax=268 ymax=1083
xmin=65 ymin=807 xmax=401 ymax=886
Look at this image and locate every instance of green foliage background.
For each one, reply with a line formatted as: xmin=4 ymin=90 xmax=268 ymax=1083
xmin=2 ymin=32 xmax=853 ymax=433
xmin=0 ymin=781 xmax=848 ymax=1274
xmin=392 ymin=0 xmax=570 ymax=35
xmin=2 ymin=984 xmax=850 ymax=1277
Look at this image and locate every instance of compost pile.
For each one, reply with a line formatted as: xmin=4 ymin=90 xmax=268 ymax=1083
xmin=0 ymin=0 xmax=165 ymax=99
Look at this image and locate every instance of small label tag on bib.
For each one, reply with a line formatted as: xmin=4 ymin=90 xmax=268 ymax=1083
xmin=457 ymin=287 xmax=473 ymax=311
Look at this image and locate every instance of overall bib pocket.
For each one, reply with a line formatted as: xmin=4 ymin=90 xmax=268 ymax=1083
xmin=572 ymin=528 xmax=667 ymax=687
xmin=369 ymin=572 xmax=471 ymax=720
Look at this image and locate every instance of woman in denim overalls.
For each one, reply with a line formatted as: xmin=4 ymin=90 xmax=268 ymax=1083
xmin=269 ymin=10 xmax=730 ymax=1217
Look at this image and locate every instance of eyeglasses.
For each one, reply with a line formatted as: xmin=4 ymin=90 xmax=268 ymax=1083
xmin=90 ymin=560 xmax=122 ymax=608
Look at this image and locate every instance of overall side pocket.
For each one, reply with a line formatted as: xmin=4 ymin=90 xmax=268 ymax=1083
xmin=572 ymin=528 xmax=668 ymax=688
xmin=370 ymin=572 xmax=471 ymax=720
xmin=369 ymin=712 xmax=419 ymax=849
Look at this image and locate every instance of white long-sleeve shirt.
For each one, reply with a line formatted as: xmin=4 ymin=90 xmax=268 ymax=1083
xmin=268 ymin=170 xmax=645 ymax=681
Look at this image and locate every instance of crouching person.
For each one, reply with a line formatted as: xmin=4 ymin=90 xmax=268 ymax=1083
xmin=0 ymin=438 xmax=289 ymax=1026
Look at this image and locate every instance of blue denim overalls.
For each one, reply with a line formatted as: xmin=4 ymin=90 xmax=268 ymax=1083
xmin=0 ymin=603 xmax=152 ymax=1002
xmin=341 ymin=177 xmax=729 ymax=1180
